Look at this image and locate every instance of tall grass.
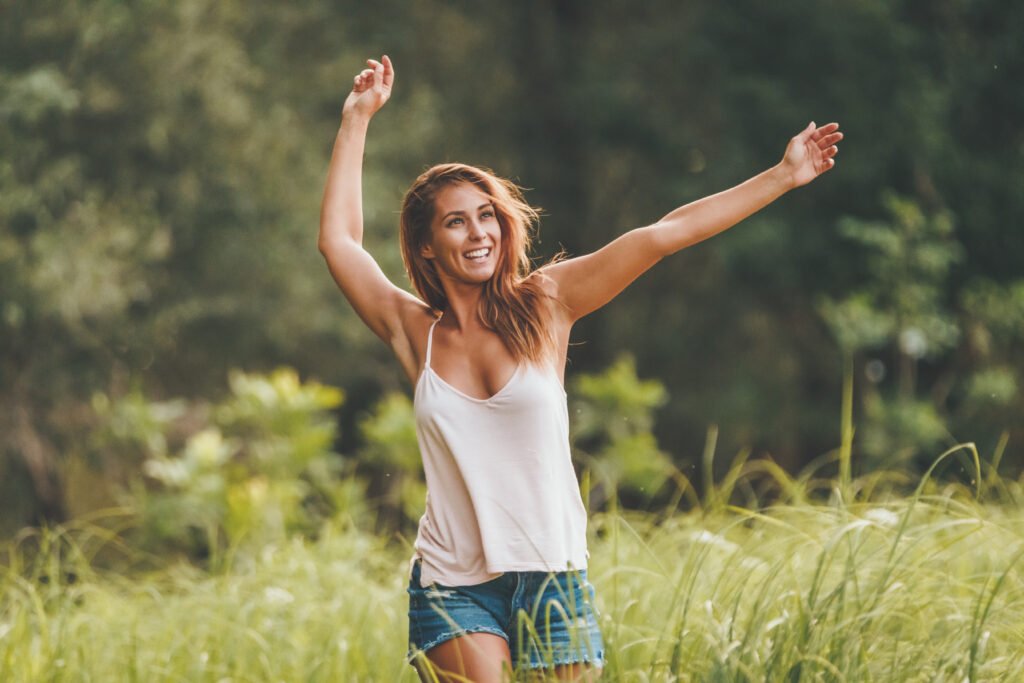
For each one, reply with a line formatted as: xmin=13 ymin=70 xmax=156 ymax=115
xmin=3 ymin=460 xmax=1024 ymax=682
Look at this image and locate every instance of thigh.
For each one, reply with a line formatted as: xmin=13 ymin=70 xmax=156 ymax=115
xmin=511 ymin=569 xmax=606 ymax=673
xmin=551 ymin=662 xmax=603 ymax=682
xmin=415 ymin=632 xmax=512 ymax=683
xmin=407 ymin=560 xmax=513 ymax=670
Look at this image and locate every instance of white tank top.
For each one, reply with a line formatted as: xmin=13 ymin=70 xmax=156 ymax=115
xmin=410 ymin=315 xmax=590 ymax=587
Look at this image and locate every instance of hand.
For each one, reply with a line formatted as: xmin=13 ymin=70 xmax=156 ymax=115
xmin=342 ymin=55 xmax=394 ymax=122
xmin=780 ymin=121 xmax=842 ymax=188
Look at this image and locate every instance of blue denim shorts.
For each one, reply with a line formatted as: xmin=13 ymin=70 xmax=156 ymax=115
xmin=406 ymin=559 xmax=605 ymax=671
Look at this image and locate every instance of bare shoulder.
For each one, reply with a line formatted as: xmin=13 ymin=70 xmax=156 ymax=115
xmin=525 ymin=267 xmax=573 ymax=334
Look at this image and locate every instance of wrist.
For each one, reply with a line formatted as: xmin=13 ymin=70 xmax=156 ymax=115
xmin=768 ymin=163 xmax=797 ymax=193
xmin=339 ymin=110 xmax=372 ymax=133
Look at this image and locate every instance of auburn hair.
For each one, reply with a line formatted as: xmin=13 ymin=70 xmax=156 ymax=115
xmin=399 ymin=163 xmax=561 ymax=364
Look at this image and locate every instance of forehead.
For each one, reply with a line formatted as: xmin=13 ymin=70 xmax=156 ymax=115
xmin=433 ymin=182 xmax=492 ymax=217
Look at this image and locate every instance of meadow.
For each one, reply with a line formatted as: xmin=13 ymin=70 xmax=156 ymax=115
xmin=6 ymin=4 xmax=1024 ymax=681
xmin=3 ymin=447 xmax=1024 ymax=683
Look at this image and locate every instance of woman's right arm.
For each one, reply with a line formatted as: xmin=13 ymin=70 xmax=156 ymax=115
xmin=318 ymin=56 xmax=424 ymax=348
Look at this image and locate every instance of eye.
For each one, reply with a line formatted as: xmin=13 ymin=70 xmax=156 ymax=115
xmin=481 ymin=210 xmax=495 ymax=220
xmin=446 ymin=217 xmax=464 ymax=227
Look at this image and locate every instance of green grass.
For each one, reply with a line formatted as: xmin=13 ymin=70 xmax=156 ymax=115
xmin=3 ymin=465 xmax=1024 ymax=682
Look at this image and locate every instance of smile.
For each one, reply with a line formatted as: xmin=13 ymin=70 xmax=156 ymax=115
xmin=463 ymin=247 xmax=491 ymax=260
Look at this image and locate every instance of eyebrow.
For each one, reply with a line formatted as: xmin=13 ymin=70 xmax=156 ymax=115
xmin=442 ymin=203 xmax=494 ymax=220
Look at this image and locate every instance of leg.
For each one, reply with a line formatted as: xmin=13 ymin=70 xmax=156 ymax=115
xmin=514 ymin=571 xmax=605 ymax=681
xmin=523 ymin=663 xmax=602 ymax=682
xmin=414 ymin=632 xmax=514 ymax=683
xmin=553 ymin=663 xmax=602 ymax=681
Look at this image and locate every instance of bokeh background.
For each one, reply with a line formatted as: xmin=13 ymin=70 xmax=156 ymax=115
xmin=3 ymin=0 xmax=1023 ymax=541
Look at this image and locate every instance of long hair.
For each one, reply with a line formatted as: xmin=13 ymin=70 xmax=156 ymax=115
xmin=399 ymin=163 xmax=560 ymax=364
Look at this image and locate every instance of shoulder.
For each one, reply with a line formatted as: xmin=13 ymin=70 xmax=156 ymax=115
xmin=525 ymin=267 xmax=572 ymax=328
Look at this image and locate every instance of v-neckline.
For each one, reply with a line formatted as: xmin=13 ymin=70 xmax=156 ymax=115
xmin=424 ymin=363 xmax=522 ymax=403
xmin=420 ymin=312 xmax=523 ymax=403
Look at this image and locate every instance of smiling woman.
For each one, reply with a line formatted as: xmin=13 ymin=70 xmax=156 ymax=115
xmin=317 ymin=54 xmax=840 ymax=682
xmin=399 ymin=164 xmax=562 ymax=374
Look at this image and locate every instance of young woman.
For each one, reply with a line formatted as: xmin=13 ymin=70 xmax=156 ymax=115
xmin=319 ymin=55 xmax=841 ymax=682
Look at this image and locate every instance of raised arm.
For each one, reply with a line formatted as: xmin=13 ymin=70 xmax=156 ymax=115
xmin=541 ymin=122 xmax=843 ymax=321
xmin=319 ymin=55 xmax=425 ymax=346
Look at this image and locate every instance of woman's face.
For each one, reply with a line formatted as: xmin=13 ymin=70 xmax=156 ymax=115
xmin=421 ymin=182 xmax=502 ymax=286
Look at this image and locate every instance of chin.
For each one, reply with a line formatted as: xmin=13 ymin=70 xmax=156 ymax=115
xmin=464 ymin=261 xmax=497 ymax=282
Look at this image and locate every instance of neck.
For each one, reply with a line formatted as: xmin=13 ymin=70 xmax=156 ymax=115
xmin=438 ymin=278 xmax=487 ymax=331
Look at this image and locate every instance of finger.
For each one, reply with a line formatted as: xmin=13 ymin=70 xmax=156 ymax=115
xmin=817 ymin=132 xmax=843 ymax=148
xmin=371 ymin=61 xmax=384 ymax=90
xmin=799 ymin=121 xmax=816 ymax=140
xmin=382 ymin=54 xmax=395 ymax=88
xmin=825 ymin=145 xmax=839 ymax=157
xmin=811 ymin=122 xmax=840 ymax=141
xmin=353 ymin=70 xmax=372 ymax=90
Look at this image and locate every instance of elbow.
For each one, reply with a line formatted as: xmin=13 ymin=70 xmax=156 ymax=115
xmin=318 ymin=234 xmax=360 ymax=263
xmin=317 ymin=230 xmax=343 ymax=256
xmin=649 ymin=220 xmax=697 ymax=257
xmin=318 ymin=220 xmax=360 ymax=256
xmin=644 ymin=223 xmax=674 ymax=260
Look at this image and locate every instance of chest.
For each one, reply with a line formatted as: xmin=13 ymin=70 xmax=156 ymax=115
xmin=428 ymin=328 xmax=518 ymax=401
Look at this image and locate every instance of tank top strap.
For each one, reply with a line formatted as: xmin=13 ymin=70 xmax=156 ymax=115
xmin=424 ymin=315 xmax=442 ymax=370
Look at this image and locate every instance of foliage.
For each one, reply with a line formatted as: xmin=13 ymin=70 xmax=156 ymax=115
xmin=356 ymin=392 xmax=426 ymax=530
xmin=820 ymin=194 xmax=962 ymax=469
xmin=94 ymin=369 xmax=358 ymax=563
xmin=571 ymin=355 xmax=673 ymax=505
xmin=3 ymin=0 xmax=1024 ymax=530
xmin=820 ymin=193 xmax=1023 ymax=472
xmin=959 ymin=280 xmax=1024 ymax=433
xmin=821 ymin=193 xmax=962 ymax=359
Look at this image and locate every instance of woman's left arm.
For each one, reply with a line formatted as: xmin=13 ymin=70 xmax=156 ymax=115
xmin=541 ymin=121 xmax=842 ymax=321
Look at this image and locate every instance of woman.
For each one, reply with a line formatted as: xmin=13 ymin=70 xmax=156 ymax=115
xmin=319 ymin=55 xmax=841 ymax=682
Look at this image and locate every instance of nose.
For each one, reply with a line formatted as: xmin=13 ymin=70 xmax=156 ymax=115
xmin=467 ymin=218 xmax=486 ymax=240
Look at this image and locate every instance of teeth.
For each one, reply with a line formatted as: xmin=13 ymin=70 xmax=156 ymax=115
xmin=464 ymin=248 xmax=490 ymax=259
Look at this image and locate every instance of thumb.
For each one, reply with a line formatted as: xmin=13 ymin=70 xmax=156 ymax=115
xmin=800 ymin=121 xmax=816 ymax=139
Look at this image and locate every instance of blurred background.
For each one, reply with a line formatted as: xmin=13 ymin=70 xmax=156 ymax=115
xmin=2 ymin=0 xmax=1022 ymax=547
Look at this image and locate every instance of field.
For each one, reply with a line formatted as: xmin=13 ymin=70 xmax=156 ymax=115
xmin=3 ymin=457 xmax=1024 ymax=682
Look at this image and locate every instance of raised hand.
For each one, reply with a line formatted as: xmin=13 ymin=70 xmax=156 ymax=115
xmin=780 ymin=121 xmax=842 ymax=188
xmin=342 ymin=55 xmax=394 ymax=121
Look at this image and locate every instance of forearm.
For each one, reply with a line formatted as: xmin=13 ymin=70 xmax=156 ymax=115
xmin=318 ymin=114 xmax=371 ymax=249
xmin=652 ymin=164 xmax=794 ymax=256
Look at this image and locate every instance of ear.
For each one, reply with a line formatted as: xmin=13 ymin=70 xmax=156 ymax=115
xmin=420 ymin=244 xmax=435 ymax=259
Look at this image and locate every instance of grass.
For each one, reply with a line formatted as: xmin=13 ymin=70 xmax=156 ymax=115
xmin=3 ymin=457 xmax=1024 ymax=682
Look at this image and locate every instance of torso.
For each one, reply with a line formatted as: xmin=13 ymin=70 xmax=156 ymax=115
xmin=392 ymin=272 xmax=571 ymax=393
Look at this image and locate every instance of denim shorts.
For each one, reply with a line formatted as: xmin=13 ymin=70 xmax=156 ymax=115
xmin=406 ymin=559 xmax=605 ymax=671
